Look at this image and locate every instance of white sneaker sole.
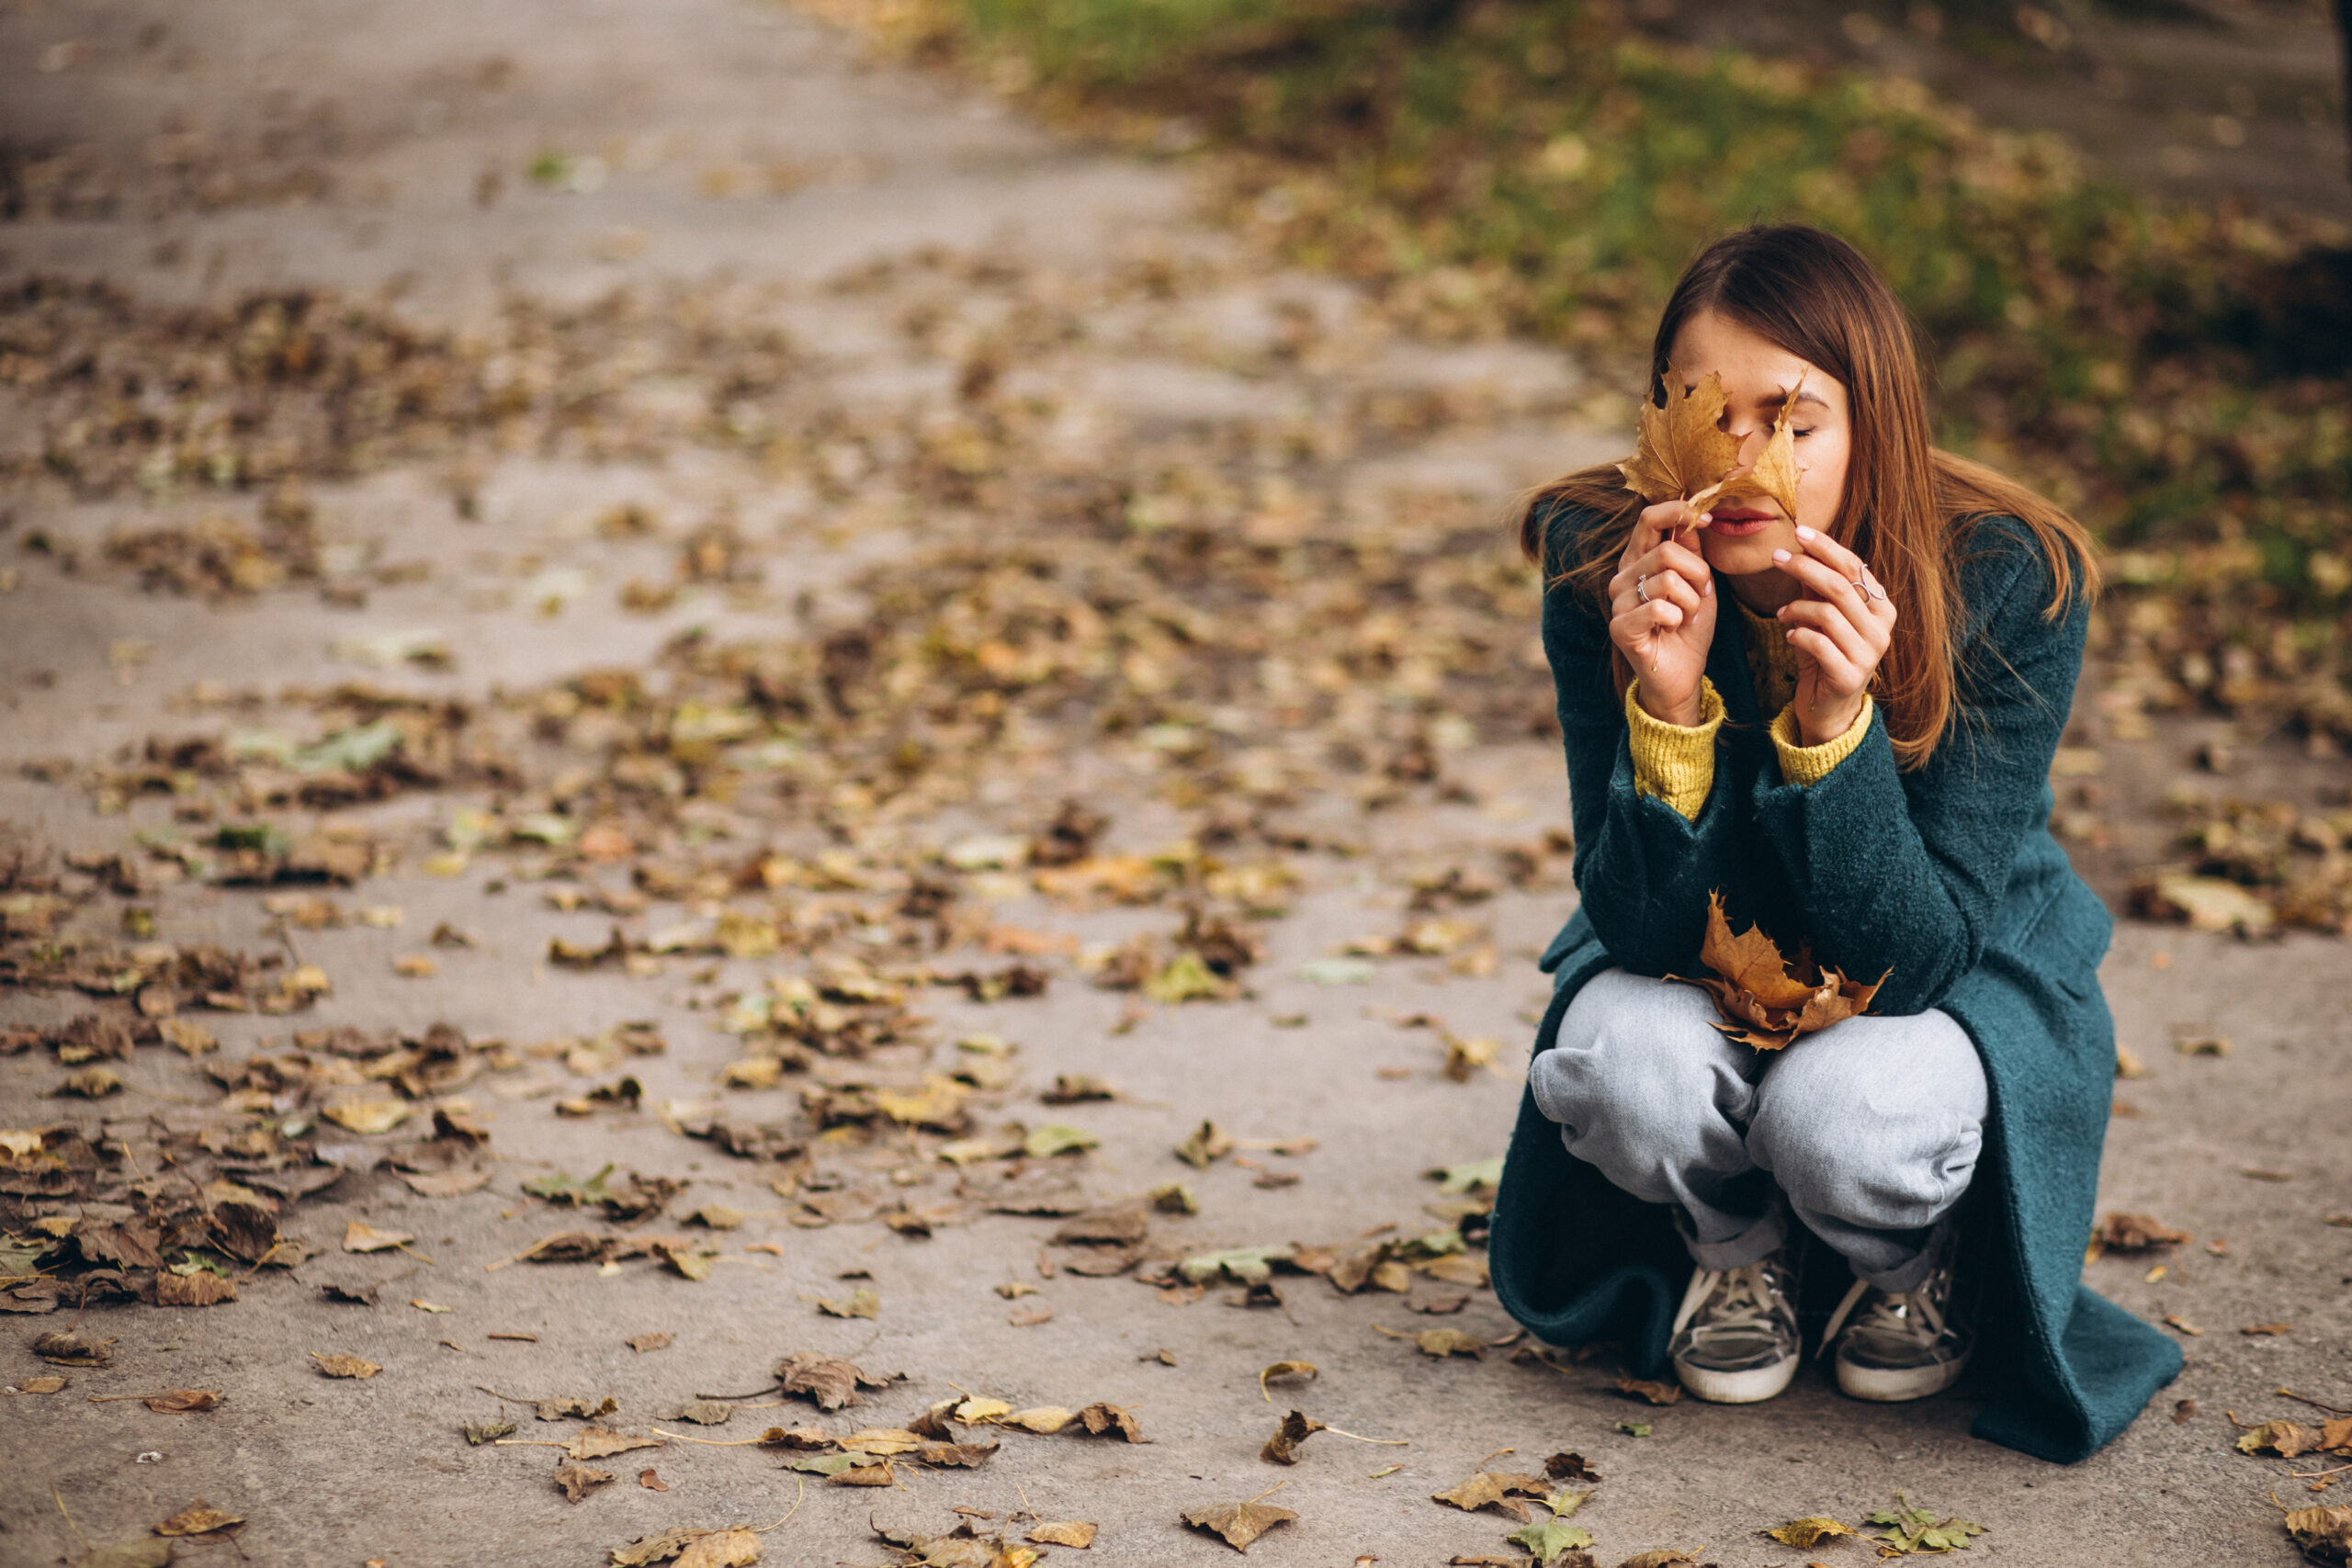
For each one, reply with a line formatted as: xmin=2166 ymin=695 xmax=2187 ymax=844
xmin=1836 ymin=1349 xmax=1970 ymax=1403
xmin=1673 ymin=1351 xmax=1799 ymax=1404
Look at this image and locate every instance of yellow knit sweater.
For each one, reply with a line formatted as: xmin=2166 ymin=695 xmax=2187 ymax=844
xmin=1625 ymin=598 xmax=1874 ymax=819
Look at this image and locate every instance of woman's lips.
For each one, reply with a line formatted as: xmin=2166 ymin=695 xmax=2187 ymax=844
xmin=1706 ymin=510 xmax=1780 ymax=536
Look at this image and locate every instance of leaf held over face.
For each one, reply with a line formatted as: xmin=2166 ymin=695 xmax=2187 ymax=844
xmin=1620 ymin=370 xmax=1742 ymax=513
xmin=1261 ymin=1409 xmax=1325 ymax=1464
xmin=1765 ymin=1517 xmax=1856 ymax=1547
xmin=1668 ymin=892 xmax=1883 ymax=1051
xmin=1182 ymin=1498 xmax=1298 ymax=1552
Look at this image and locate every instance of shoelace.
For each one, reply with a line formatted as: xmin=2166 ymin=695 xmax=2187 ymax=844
xmin=1669 ymin=1261 xmax=1785 ymax=1348
xmin=1818 ymin=1275 xmax=1949 ymax=1359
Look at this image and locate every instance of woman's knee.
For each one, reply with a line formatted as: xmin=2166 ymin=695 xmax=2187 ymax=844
xmin=1747 ymin=1010 xmax=1986 ymax=1224
xmin=1531 ymin=970 xmax=1753 ymax=1145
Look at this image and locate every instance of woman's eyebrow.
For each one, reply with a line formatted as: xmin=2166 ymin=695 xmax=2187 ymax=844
xmin=1761 ymin=388 xmax=1830 ymax=411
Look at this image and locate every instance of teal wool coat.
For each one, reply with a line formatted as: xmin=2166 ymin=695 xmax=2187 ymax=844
xmin=1489 ymin=508 xmax=2181 ymax=1463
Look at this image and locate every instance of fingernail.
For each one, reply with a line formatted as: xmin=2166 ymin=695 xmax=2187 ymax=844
xmin=1698 ymin=513 xmax=1712 ymax=523
xmin=1795 ymin=525 xmax=1816 ymax=541
xmin=1771 ymin=549 xmax=1791 ymax=562
xmin=1702 ymin=577 xmax=1713 ymax=595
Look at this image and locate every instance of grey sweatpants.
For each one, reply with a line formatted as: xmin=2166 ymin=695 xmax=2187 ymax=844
xmin=1529 ymin=968 xmax=1988 ymax=1292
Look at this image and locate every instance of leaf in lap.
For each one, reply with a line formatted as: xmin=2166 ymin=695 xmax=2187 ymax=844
xmin=1667 ymin=891 xmax=1885 ymax=1050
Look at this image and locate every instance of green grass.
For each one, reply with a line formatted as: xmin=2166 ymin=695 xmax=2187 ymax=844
xmin=863 ymin=0 xmax=2352 ymax=736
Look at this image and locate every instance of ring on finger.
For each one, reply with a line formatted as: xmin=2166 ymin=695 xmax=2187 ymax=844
xmin=1635 ymin=573 xmax=1651 ymax=604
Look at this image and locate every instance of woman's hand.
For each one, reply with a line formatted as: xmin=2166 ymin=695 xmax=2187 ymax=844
xmin=1607 ymin=500 xmax=1717 ymax=726
xmin=1770 ymin=525 xmax=1895 ymax=745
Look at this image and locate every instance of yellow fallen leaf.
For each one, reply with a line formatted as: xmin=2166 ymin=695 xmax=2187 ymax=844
xmin=1765 ymin=1517 xmax=1855 ymax=1548
xmin=321 ymin=1099 xmax=412 ymax=1134
xmin=344 ymin=1221 xmax=413 ymax=1254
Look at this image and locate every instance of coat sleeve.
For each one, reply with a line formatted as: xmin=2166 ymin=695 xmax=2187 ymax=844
xmin=1541 ymin=509 xmax=1741 ymax=978
xmin=1746 ymin=517 xmax=2086 ymax=1015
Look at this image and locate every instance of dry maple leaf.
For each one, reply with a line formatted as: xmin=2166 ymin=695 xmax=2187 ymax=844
xmin=143 ymin=1389 xmax=223 ymax=1413
xmin=1432 ymin=1470 xmax=1555 ymax=1522
xmin=2286 ymin=1506 xmax=2352 ymax=1565
xmin=1620 ymin=371 xmax=1741 ymax=513
xmin=311 ymin=1351 xmax=379 ymax=1379
xmin=1765 ymin=1517 xmax=1856 ymax=1547
xmin=554 ymin=1459 xmax=617 ymax=1502
xmin=1182 ymin=1497 xmax=1297 ymax=1552
xmin=775 ymin=1349 xmax=897 ymax=1412
xmin=1712 ymin=372 xmax=1806 ymax=519
xmin=1668 ymin=892 xmax=1884 ymax=1051
xmin=1027 ymin=1521 xmax=1097 ymax=1548
xmin=2237 ymin=1417 xmax=2352 ymax=1457
xmin=155 ymin=1271 xmax=237 ymax=1306
xmin=153 ymin=1501 xmax=243 ymax=1537
xmin=1261 ymin=1409 xmax=1325 ymax=1464
xmin=2096 ymin=1213 xmax=2191 ymax=1253
xmin=673 ymin=1530 xmax=760 ymax=1568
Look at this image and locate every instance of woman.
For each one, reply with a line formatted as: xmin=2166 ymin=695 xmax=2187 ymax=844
xmin=1487 ymin=224 xmax=2180 ymax=1461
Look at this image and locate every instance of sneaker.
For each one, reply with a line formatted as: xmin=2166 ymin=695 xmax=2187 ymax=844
xmin=1822 ymin=1249 xmax=1972 ymax=1402
xmin=1668 ymin=1254 xmax=1802 ymax=1404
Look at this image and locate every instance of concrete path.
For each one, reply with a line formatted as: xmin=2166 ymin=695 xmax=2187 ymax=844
xmin=2 ymin=5 xmax=2345 ymax=1566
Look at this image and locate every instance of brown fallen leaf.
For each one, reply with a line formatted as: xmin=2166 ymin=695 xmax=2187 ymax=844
xmin=627 ymin=1332 xmax=673 ymax=1354
xmin=2237 ymin=1417 xmax=2352 ymax=1457
xmin=143 ymin=1389 xmax=224 ymax=1413
xmin=1004 ymin=1404 xmax=1075 ymax=1434
xmin=775 ymin=1349 xmax=899 ymax=1412
xmin=19 ymin=1376 xmax=67 ymax=1393
xmin=1764 ymin=1517 xmax=1855 ymax=1547
xmin=675 ymin=1529 xmax=761 ymax=1568
xmin=1668 ymin=893 xmax=1883 ymax=1051
xmin=1619 ymin=369 xmax=1741 ymax=513
xmin=1259 ymin=1359 xmax=1317 ymax=1400
xmin=321 ymin=1098 xmax=411 ymax=1134
xmin=153 ymin=1501 xmax=243 ymax=1537
xmin=639 ymin=1469 xmax=667 ymax=1492
xmin=465 ymin=1419 xmax=516 ymax=1444
xmin=1433 ymin=1470 xmax=1555 ymax=1522
xmin=1615 ymin=1371 xmax=1683 ymax=1406
xmin=2164 ymin=1314 xmax=2205 ymax=1337
xmin=1007 ymin=1303 xmax=1055 ymax=1327
xmin=1414 ymin=1328 xmax=1486 ymax=1359
xmin=612 ymin=1528 xmax=718 ymax=1566
xmin=569 ymin=1427 xmax=667 ymax=1461
xmin=397 ymin=1167 xmax=493 ymax=1199
xmin=344 ymin=1221 xmax=413 ymax=1253
xmin=2173 ymin=1399 xmax=2198 ymax=1425
xmin=1027 ymin=1520 xmax=1098 ymax=1548
xmin=2285 ymin=1506 xmax=2352 ymax=1564
xmin=1545 ymin=1452 xmax=1600 ymax=1483
xmin=57 ymin=1066 xmax=125 ymax=1099
xmin=536 ymin=1395 xmax=619 ymax=1422
xmin=1078 ymin=1401 xmax=1146 ymax=1442
xmin=554 ymin=1459 xmax=616 ymax=1502
xmin=34 ymin=1331 xmax=112 ymax=1366
xmin=831 ymin=1461 xmax=895 ymax=1485
xmin=2096 ymin=1213 xmax=2190 ymax=1253
xmin=816 ymin=1286 xmax=879 ymax=1320
xmin=311 ymin=1352 xmax=380 ymax=1379
xmin=1182 ymin=1496 xmax=1298 ymax=1552
xmin=916 ymin=1438 xmax=1000 ymax=1468
xmin=1618 ymin=1553 xmax=1703 ymax=1568
xmin=1262 ymin=1409 xmax=1325 ymax=1464
xmin=2243 ymin=1323 xmax=2293 ymax=1337
xmin=156 ymin=1270 xmax=237 ymax=1306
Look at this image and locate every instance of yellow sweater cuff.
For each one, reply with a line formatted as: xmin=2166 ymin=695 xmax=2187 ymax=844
xmin=1769 ymin=694 xmax=1875 ymax=786
xmin=1626 ymin=678 xmax=1724 ymax=821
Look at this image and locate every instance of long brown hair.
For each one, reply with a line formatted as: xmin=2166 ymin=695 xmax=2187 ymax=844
xmin=1520 ymin=224 xmax=2098 ymax=770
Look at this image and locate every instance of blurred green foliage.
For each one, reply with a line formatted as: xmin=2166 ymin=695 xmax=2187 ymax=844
xmin=880 ymin=0 xmax=2352 ymax=731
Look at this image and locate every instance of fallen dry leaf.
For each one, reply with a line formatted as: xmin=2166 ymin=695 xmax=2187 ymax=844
xmin=1182 ymin=1497 xmax=1298 ymax=1552
xmin=627 ymin=1332 xmax=673 ymax=1353
xmin=2242 ymin=1323 xmax=2293 ymax=1336
xmin=569 ymin=1427 xmax=668 ymax=1461
xmin=19 ymin=1376 xmax=67 ymax=1393
xmin=674 ymin=1529 xmax=761 ymax=1567
xmin=639 ymin=1469 xmax=667 ymax=1492
xmin=156 ymin=1270 xmax=237 ymax=1306
xmin=1260 ymin=1359 xmax=1317 ymax=1400
xmin=816 ymin=1286 xmax=879 ymax=1320
xmin=1544 ymin=1452 xmax=1600 ymax=1483
xmin=1432 ymin=1470 xmax=1555 ymax=1520
xmin=344 ymin=1221 xmax=413 ymax=1253
xmin=1414 ymin=1328 xmax=1486 ymax=1359
xmin=311 ymin=1352 xmax=380 ymax=1379
xmin=831 ymin=1461 xmax=895 ymax=1485
xmin=1007 ymin=1303 xmax=1055 ymax=1327
xmin=143 ymin=1389 xmax=223 ymax=1413
xmin=1261 ymin=1409 xmax=1325 ymax=1464
xmin=1668 ymin=892 xmax=1883 ymax=1050
xmin=1765 ymin=1517 xmax=1856 ymax=1547
xmin=2237 ymin=1417 xmax=2352 ymax=1457
xmin=1027 ymin=1520 xmax=1097 ymax=1548
xmin=153 ymin=1501 xmax=243 ymax=1537
xmin=1004 ymin=1404 xmax=1074 ymax=1434
xmin=1077 ymin=1401 xmax=1146 ymax=1441
xmin=320 ymin=1097 xmax=412 ymax=1134
xmin=465 ymin=1419 xmax=516 ymax=1444
xmin=2285 ymin=1506 xmax=2352 ymax=1565
xmin=554 ymin=1459 xmax=616 ymax=1502
xmin=1615 ymin=1371 xmax=1683 ymax=1406
xmin=2096 ymin=1213 xmax=2190 ymax=1253
xmin=34 ymin=1331 xmax=113 ymax=1366
xmin=776 ymin=1349 xmax=897 ymax=1411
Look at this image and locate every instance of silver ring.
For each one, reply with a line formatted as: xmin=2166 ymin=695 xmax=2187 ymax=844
xmin=1635 ymin=574 xmax=1651 ymax=604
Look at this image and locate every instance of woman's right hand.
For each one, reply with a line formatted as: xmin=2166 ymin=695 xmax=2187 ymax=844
xmin=1607 ymin=500 xmax=1716 ymax=726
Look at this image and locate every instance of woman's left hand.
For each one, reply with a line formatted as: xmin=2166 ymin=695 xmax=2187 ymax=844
xmin=1770 ymin=525 xmax=1896 ymax=746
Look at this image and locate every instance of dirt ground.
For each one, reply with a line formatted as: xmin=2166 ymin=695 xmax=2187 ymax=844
xmin=2 ymin=4 xmax=2347 ymax=1566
